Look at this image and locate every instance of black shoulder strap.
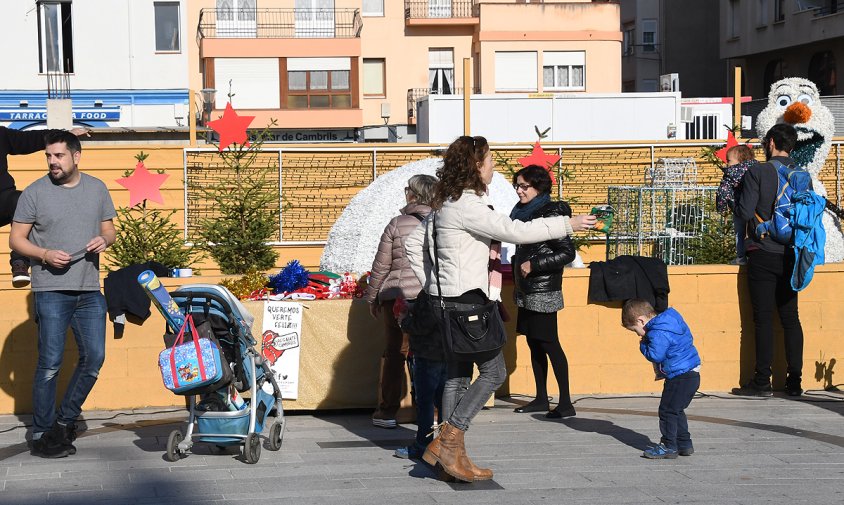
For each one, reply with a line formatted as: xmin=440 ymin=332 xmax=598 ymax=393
xmin=410 ymin=213 xmax=425 ymax=222
xmin=431 ymin=212 xmax=445 ymax=310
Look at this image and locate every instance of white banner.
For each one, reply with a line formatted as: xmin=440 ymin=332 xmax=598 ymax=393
xmin=260 ymin=301 xmax=303 ymax=399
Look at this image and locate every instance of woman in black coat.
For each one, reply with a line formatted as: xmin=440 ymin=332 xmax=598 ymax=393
xmin=510 ymin=165 xmax=577 ymax=418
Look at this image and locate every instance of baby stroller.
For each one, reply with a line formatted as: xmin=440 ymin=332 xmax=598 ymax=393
xmin=163 ymin=284 xmax=284 ymax=464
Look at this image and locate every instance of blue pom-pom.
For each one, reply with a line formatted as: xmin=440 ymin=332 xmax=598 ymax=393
xmin=268 ymin=260 xmax=310 ymax=294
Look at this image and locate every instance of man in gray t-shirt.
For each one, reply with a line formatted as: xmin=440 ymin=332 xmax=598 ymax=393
xmin=9 ymin=131 xmax=116 ymax=459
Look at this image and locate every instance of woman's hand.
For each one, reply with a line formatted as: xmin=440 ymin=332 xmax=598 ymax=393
xmin=570 ymin=214 xmax=598 ymax=232
xmin=520 ymin=261 xmax=532 ymax=277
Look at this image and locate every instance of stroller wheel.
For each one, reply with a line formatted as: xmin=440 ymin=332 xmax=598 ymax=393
xmin=268 ymin=419 xmax=284 ymax=451
xmin=244 ymin=432 xmax=261 ymax=464
xmin=165 ymin=430 xmax=183 ymax=462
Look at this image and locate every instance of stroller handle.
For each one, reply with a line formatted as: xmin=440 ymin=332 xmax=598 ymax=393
xmin=170 ymin=289 xmax=255 ymax=345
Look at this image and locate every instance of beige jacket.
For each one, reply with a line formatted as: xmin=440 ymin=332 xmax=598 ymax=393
xmin=405 ymin=191 xmax=573 ymax=299
xmin=365 ymin=203 xmax=432 ymax=304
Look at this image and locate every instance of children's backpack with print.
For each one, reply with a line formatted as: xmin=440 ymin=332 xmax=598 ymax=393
xmin=755 ymin=160 xmax=813 ymax=245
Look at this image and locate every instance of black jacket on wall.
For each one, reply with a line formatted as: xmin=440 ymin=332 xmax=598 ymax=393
xmin=104 ymin=261 xmax=171 ymax=326
xmin=587 ymin=255 xmax=670 ymax=313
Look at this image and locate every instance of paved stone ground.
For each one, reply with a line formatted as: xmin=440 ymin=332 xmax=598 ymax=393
xmin=1 ymin=391 xmax=843 ymax=505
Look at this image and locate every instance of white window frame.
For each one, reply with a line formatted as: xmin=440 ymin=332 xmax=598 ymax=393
xmin=542 ymin=51 xmax=585 ymax=91
xmin=429 ymin=0 xmax=451 ymax=18
xmin=216 ymin=0 xmax=257 ymax=37
xmin=429 ymin=48 xmax=454 ymax=94
xmin=362 ymin=0 xmax=384 ymax=17
xmin=295 ymin=0 xmax=335 ymax=38
xmin=642 ymin=19 xmax=657 ymax=53
xmin=154 ymin=1 xmax=181 ymax=53
xmin=37 ymin=0 xmax=74 ymax=73
xmin=494 ymin=51 xmax=538 ymax=92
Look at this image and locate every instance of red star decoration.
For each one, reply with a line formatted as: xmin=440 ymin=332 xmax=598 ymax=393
xmin=207 ymin=103 xmax=255 ymax=151
xmin=517 ymin=142 xmax=561 ymax=185
xmin=116 ymin=161 xmax=170 ymax=207
xmin=715 ymin=129 xmax=740 ymax=163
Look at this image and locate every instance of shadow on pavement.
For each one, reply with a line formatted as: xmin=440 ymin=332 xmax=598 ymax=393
xmin=556 ymin=416 xmax=653 ymax=451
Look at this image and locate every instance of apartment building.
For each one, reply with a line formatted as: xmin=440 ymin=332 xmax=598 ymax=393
xmin=721 ymin=0 xmax=843 ymax=98
xmin=0 ymin=1 xmax=190 ymax=131
xmin=190 ymin=0 xmax=621 ymax=142
xmin=620 ymin=0 xmax=729 ymax=98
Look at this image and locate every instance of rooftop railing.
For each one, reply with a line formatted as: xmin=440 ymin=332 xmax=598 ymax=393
xmin=197 ymin=8 xmax=363 ymax=39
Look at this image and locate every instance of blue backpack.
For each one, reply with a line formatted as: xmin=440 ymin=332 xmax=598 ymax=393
xmin=755 ymin=160 xmax=813 ymax=245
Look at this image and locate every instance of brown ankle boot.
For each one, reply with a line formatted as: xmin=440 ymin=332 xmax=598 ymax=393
xmin=461 ymin=453 xmax=494 ymax=481
xmin=422 ymin=422 xmax=474 ymax=482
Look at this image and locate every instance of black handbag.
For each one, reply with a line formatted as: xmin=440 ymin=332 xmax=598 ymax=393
xmin=430 ymin=213 xmax=507 ymax=358
xmin=399 ymin=290 xmax=439 ymax=337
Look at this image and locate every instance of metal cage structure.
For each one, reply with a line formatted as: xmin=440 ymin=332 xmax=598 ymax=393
xmin=606 ymin=184 xmax=720 ymax=266
xmin=645 ymin=157 xmax=699 ymax=188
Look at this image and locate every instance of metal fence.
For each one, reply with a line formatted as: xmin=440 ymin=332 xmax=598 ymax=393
xmin=183 ymin=140 xmax=844 ymax=246
xmin=197 ymin=8 xmax=362 ymax=39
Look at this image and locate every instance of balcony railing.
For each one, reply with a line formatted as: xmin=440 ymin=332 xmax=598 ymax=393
xmin=814 ymin=1 xmax=843 ymax=16
xmin=404 ymin=1 xmax=478 ymax=20
xmin=197 ymin=8 xmax=363 ymax=39
xmin=407 ymin=87 xmax=479 ymax=122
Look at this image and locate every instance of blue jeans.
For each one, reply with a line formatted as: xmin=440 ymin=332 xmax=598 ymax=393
xmin=733 ymin=214 xmax=746 ymax=259
xmin=32 ymin=291 xmax=107 ymax=436
xmin=411 ymin=357 xmax=447 ymax=450
xmin=442 ymin=351 xmax=506 ymax=432
xmin=658 ymin=370 xmax=700 ymax=451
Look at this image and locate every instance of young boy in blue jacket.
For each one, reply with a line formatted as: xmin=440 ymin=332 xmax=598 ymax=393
xmin=622 ymin=299 xmax=701 ymax=459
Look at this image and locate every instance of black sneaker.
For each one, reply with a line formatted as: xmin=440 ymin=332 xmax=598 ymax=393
xmin=30 ymin=428 xmax=70 ymax=459
xmin=784 ymin=382 xmax=803 ymax=397
xmin=731 ymin=382 xmax=773 ymax=397
xmin=11 ymin=260 xmax=30 ymax=288
xmin=678 ymin=446 xmax=694 ymax=456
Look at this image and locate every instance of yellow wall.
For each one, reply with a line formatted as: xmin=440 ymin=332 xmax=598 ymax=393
xmin=3 ymin=264 xmax=843 ymax=414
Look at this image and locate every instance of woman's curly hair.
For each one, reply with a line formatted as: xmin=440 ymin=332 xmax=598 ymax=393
xmin=433 ymin=136 xmax=489 ymax=208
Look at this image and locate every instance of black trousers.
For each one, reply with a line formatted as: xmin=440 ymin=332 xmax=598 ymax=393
xmin=746 ymin=249 xmax=804 ymax=386
xmin=658 ymin=370 xmax=700 ymax=451
xmin=0 ymin=188 xmax=25 ymax=266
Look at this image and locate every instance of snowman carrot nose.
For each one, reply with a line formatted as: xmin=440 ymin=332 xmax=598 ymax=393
xmin=784 ymin=102 xmax=812 ymax=125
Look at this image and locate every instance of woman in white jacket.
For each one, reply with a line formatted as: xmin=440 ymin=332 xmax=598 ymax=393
xmin=405 ymin=136 xmax=596 ymax=482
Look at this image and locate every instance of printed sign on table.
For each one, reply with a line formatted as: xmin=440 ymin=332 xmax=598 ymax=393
xmin=261 ymin=301 xmax=302 ymax=399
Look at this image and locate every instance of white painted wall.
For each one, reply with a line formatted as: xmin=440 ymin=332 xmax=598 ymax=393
xmin=1 ymin=0 xmax=187 ymax=90
xmin=418 ymin=93 xmax=683 ymax=143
